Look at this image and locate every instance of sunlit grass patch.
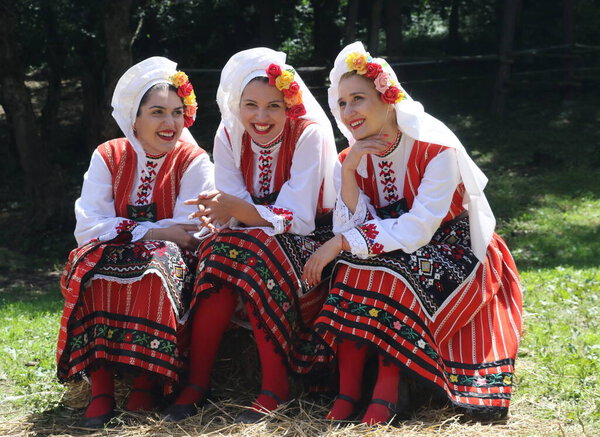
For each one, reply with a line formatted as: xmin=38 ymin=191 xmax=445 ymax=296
xmin=517 ymin=267 xmax=599 ymax=433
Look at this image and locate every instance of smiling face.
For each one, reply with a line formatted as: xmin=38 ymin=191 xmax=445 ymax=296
xmin=133 ymin=85 xmax=185 ymax=155
xmin=337 ymin=73 xmax=397 ymax=141
xmin=239 ymin=78 xmax=287 ymax=144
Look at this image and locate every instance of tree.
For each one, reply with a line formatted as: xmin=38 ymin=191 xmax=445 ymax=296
xmin=344 ymin=0 xmax=360 ymax=45
xmin=383 ymin=0 xmax=404 ymax=58
xmin=312 ymin=0 xmax=341 ymax=64
xmin=368 ymin=0 xmax=383 ymax=55
xmin=492 ymin=0 xmax=521 ymax=115
xmin=0 ymin=0 xmax=64 ymax=225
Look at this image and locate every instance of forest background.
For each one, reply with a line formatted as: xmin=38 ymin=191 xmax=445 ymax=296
xmin=0 ymin=1 xmax=599 ymax=436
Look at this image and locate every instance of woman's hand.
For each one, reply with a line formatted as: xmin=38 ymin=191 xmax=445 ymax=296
xmin=146 ymin=224 xmax=200 ymax=251
xmin=185 ymin=190 xmax=237 ymax=232
xmin=342 ymin=134 xmax=390 ymax=172
xmin=302 ymin=235 xmax=344 ymax=287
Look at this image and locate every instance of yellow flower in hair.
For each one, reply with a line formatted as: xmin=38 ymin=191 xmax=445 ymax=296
xmin=275 ymin=70 xmax=295 ymax=90
xmin=183 ymin=90 xmax=196 ymax=106
xmin=346 ymin=52 xmax=368 ymax=75
xmin=170 ymin=71 xmax=189 ymax=87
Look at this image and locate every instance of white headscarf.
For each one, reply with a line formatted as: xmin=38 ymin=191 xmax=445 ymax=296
xmin=328 ymin=42 xmax=495 ymax=261
xmin=216 ymin=47 xmax=338 ymax=208
xmin=111 ymin=56 xmax=198 ymax=164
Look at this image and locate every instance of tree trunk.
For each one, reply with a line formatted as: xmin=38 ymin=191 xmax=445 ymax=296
xmin=257 ymin=0 xmax=276 ymax=47
xmin=312 ymin=0 xmax=341 ymax=64
xmin=368 ymin=0 xmax=383 ymax=55
xmin=563 ymin=0 xmax=576 ymax=98
xmin=447 ymin=0 xmax=460 ymax=55
xmin=0 ymin=1 xmax=64 ymax=224
xmin=40 ymin=0 xmax=62 ymax=152
xmin=383 ymin=0 xmax=403 ymax=58
xmin=491 ymin=0 xmax=521 ymax=115
xmin=100 ymin=0 xmax=134 ymax=141
xmin=344 ymin=0 xmax=360 ymax=46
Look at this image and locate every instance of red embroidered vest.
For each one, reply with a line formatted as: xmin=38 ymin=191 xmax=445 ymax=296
xmin=97 ymin=138 xmax=204 ymax=220
xmin=339 ymin=140 xmax=465 ymax=223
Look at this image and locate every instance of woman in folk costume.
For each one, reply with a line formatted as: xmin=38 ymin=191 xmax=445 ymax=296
xmin=164 ymin=47 xmax=338 ymax=423
xmin=303 ymin=42 xmax=523 ymax=424
xmin=56 ymin=57 xmax=214 ymax=427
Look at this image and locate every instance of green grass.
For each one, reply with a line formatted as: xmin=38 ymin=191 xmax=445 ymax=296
xmin=0 ymin=289 xmax=64 ymax=416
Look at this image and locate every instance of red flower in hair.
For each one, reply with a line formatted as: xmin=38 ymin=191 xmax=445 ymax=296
xmin=286 ymin=104 xmax=306 ymax=119
xmin=381 ymin=86 xmax=403 ymax=104
xmin=282 ymin=81 xmax=300 ymax=98
xmin=184 ymin=115 xmax=194 ymax=128
xmin=266 ymin=64 xmax=283 ymax=86
xmin=177 ymin=81 xmax=194 ymax=98
xmin=365 ymin=62 xmax=383 ymax=80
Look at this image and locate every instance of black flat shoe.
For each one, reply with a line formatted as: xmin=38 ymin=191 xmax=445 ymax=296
xmin=163 ymin=384 xmax=208 ymax=422
xmin=234 ymin=390 xmax=285 ymax=424
xmin=329 ymin=393 xmax=361 ymax=424
xmin=80 ymin=394 xmax=116 ymax=428
xmin=364 ymin=398 xmax=403 ymax=425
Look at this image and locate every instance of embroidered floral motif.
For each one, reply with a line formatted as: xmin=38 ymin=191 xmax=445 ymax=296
xmin=356 ymin=223 xmax=385 ymax=255
xmin=136 ymin=159 xmax=160 ymax=205
xmin=116 ymin=219 xmax=137 ymax=234
xmin=69 ymin=324 xmax=178 ymax=357
xmin=257 ymin=149 xmax=274 ymax=198
xmin=378 ymin=160 xmax=399 ymax=203
xmin=329 ymin=296 xmax=440 ymax=360
xmin=217 ymin=241 xmax=296 ymax=321
xmin=444 ymin=371 xmax=515 ymax=387
xmin=266 ymin=206 xmax=294 ymax=233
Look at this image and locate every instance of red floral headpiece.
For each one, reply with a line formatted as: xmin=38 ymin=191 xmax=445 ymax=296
xmin=345 ymin=52 xmax=405 ymax=105
xmin=265 ymin=64 xmax=306 ymax=119
xmin=169 ymin=71 xmax=197 ymax=128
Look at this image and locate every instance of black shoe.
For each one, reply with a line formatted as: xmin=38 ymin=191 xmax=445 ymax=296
xmin=163 ymin=384 xmax=208 ymax=422
xmin=80 ymin=394 xmax=116 ymax=428
xmin=329 ymin=393 xmax=361 ymax=424
xmin=364 ymin=398 xmax=403 ymax=425
xmin=234 ymin=389 xmax=286 ymax=424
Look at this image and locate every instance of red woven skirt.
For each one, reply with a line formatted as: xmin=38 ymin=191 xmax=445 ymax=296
xmin=57 ymin=238 xmax=197 ymax=383
xmin=192 ymin=228 xmax=332 ymax=374
xmin=313 ymin=224 xmax=523 ymax=416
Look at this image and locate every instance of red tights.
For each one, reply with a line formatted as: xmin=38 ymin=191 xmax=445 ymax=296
xmin=327 ymin=339 xmax=401 ymax=424
xmin=176 ymin=286 xmax=289 ymax=411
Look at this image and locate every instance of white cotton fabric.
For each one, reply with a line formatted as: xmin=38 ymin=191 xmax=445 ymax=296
xmin=328 ymin=41 xmax=495 ymax=261
xmin=213 ymin=122 xmax=329 ymax=236
xmin=74 ymin=56 xmax=215 ymax=246
xmin=215 ymin=47 xmax=338 ymax=211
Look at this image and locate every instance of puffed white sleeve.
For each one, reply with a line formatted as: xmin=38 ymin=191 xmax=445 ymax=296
xmin=253 ymin=124 xmax=327 ymax=236
xmin=341 ymin=148 xmax=461 ymax=258
xmin=74 ymin=150 xmax=138 ymax=246
xmin=331 ymin=159 xmax=377 ymax=234
xmin=213 ymin=126 xmax=253 ymax=203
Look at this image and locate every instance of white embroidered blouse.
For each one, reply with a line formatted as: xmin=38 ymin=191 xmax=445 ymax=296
xmin=213 ymin=123 xmax=329 ymax=236
xmin=74 ymin=149 xmax=214 ymax=246
xmin=333 ymin=135 xmax=461 ymax=258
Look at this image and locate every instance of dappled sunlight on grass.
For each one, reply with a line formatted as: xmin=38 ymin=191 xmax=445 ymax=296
xmin=500 ymin=196 xmax=599 ymax=269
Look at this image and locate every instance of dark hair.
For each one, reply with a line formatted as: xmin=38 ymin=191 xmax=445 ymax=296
xmin=136 ymin=83 xmax=178 ymax=117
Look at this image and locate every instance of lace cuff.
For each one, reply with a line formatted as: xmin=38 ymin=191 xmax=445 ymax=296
xmin=333 ymin=192 xmax=370 ymax=233
xmin=255 ymin=205 xmax=294 ymax=235
xmin=342 ymin=228 xmax=370 ymax=259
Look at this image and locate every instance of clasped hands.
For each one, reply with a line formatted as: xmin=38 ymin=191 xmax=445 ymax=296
xmin=185 ymin=190 xmax=236 ymax=233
